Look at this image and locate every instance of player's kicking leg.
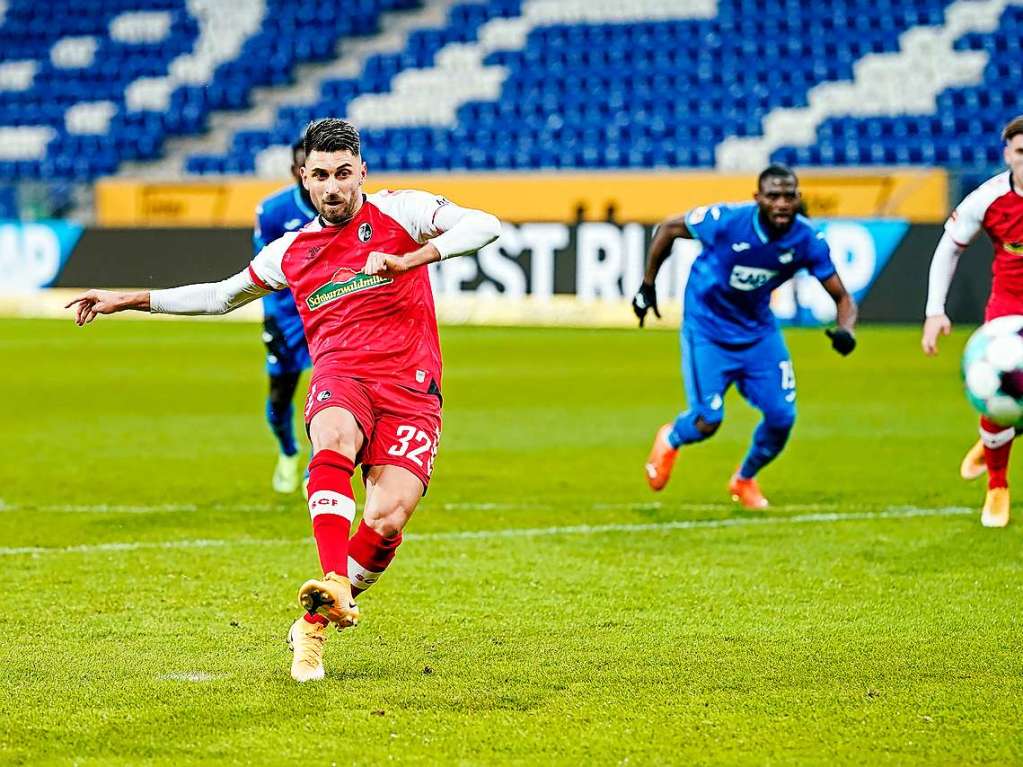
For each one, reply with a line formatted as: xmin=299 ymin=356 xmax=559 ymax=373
xmin=345 ymin=384 xmax=438 ymax=596
xmin=979 ymin=419 xmax=1013 ymax=528
xmin=646 ymin=329 xmax=731 ymax=491
xmin=729 ymin=336 xmax=797 ymax=509
xmin=348 ymin=465 xmax=421 ymax=596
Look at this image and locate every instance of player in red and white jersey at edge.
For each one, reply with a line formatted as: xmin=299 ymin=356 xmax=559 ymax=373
xmin=922 ymin=114 xmax=1023 ymax=528
xmin=66 ymin=118 xmax=502 ymax=681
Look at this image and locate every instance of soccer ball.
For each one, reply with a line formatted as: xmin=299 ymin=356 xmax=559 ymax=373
xmin=962 ymin=315 xmax=1023 ymax=426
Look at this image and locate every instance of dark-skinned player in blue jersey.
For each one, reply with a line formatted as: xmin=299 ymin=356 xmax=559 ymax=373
xmin=254 ymin=138 xmax=317 ymax=493
xmin=632 ymin=165 xmax=858 ymax=508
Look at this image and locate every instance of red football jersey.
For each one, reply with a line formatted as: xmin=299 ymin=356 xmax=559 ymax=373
xmin=946 ymin=171 xmax=1023 ymax=301
xmin=248 ymin=190 xmax=452 ymax=392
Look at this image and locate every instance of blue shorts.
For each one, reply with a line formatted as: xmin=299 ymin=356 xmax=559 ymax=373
xmin=680 ymin=326 xmax=796 ymax=425
xmin=263 ymin=314 xmax=310 ymax=377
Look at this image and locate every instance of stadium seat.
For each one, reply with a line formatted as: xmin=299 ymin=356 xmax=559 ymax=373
xmin=0 ymin=0 xmax=1020 ymax=179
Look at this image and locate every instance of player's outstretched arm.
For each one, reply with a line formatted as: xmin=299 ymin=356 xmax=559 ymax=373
xmin=66 ymin=290 xmax=150 ymax=326
xmin=632 ymin=213 xmax=692 ymax=327
xmin=821 ymin=273 xmax=858 ymax=356
xmin=67 ymin=269 xmax=269 ymax=326
xmin=921 ymin=232 xmax=963 ymax=356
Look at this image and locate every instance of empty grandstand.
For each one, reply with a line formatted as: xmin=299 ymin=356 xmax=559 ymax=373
xmin=0 ymin=0 xmax=1019 ymax=185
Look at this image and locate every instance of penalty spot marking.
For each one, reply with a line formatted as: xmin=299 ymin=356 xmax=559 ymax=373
xmin=0 ymin=506 xmax=973 ymax=557
xmin=158 ymin=672 xmax=221 ymax=682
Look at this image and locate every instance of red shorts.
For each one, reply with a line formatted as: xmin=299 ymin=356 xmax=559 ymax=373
xmin=304 ymin=373 xmax=442 ymax=489
xmin=985 ymin=293 xmax=1023 ymax=322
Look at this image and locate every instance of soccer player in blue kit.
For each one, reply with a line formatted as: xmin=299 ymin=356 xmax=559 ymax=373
xmin=255 ymin=138 xmax=317 ymax=493
xmin=632 ymin=165 xmax=858 ymax=508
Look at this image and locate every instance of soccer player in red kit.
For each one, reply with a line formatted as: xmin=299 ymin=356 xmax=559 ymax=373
xmin=66 ymin=118 xmax=502 ymax=680
xmin=922 ymin=114 xmax=1023 ymax=528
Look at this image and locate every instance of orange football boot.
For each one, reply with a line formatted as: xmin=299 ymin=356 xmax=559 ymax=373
xmin=981 ymin=487 xmax=1010 ymax=528
xmin=729 ymin=471 xmax=769 ymax=509
xmin=645 ymin=424 xmax=678 ymax=491
xmin=959 ymin=439 xmax=986 ymax=480
xmin=298 ymin=572 xmax=360 ymax=628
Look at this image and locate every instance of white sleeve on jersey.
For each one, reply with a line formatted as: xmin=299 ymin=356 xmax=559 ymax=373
xmin=928 ymin=172 xmax=1010 ymax=316
xmin=249 ymin=232 xmax=299 ymax=289
xmin=150 ymin=268 xmax=268 ymax=315
xmin=944 ymin=172 xmax=1008 ymax=247
xmin=370 ymin=189 xmax=501 ymax=259
xmin=924 ymin=232 xmax=963 ymax=317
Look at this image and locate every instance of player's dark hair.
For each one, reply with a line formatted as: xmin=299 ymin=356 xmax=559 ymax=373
xmin=304 ymin=118 xmax=361 ymax=157
xmin=758 ymin=163 xmax=797 ymax=190
xmin=290 ymin=136 xmax=305 ymax=165
xmin=1002 ymin=115 xmax=1023 ymax=143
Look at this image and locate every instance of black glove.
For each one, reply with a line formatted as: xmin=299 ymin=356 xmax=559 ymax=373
xmin=825 ymin=327 xmax=856 ymax=356
xmin=632 ymin=282 xmax=660 ymax=327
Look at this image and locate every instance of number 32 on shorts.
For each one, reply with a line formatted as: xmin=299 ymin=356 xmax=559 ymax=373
xmin=387 ymin=425 xmax=437 ymax=470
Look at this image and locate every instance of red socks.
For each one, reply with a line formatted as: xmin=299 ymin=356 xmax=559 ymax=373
xmin=306 ymin=450 xmax=356 ymax=576
xmin=980 ymin=418 xmax=1014 ymax=490
xmin=348 ymin=520 xmax=402 ymax=596
xmin=305 ymin=449 xmax=403 ymax=604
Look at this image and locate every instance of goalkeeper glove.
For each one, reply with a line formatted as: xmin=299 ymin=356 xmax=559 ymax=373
xmin=632 ymin=282 xmax=660 ymax=327
xmin=825 ymin=327 xmax=856 ymax=356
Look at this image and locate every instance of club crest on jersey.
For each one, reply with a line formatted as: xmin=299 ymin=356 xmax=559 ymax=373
xmin=729 ymin=265 xmax=777 ymax=291
xmin=306 ymin=267 xmax=393 ymax=311
xmin=358 ymin=223 xmax=373 ymax=243
xmin=1005 ymin=242 xmax=1023 ymax=256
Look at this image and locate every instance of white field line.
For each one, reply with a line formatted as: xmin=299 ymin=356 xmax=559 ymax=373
xmin=0 ymin=500 xmax=843 ymax=514
xmin=0 ymin=502 xmax=292 ymax=514
xmin=0 ymin=506 xmax=973 ymax=557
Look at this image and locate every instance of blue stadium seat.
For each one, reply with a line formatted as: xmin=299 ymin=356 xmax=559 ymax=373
xmin=0 ymin=0 xmax=1020 ymax=179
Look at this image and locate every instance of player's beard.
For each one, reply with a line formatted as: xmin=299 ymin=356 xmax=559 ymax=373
xmin=319 ymin=195 xmax=358 ymax=226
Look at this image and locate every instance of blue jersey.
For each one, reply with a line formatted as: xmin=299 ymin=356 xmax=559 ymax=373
xmin=683 ymin=202 xmax=836 ymax=344
xmin=253 ymin=185 xmax=316 ymax=348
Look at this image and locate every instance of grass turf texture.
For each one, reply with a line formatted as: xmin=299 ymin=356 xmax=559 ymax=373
xmin=1 ymin=318 xmax=1021 ymax=765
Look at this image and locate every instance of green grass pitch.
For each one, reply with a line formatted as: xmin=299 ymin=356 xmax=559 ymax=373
xmin=1 ymin=318 xmax=1021 ymax=765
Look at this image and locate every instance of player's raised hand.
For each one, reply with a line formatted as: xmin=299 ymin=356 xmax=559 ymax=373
xmin=921 ymin=314 xmax=952 ymax=356
xmin=64 ymin=290 xmax=136 ymax=326
xmin=825 ymin=327 xmax=857 ymax=356
xmin=632 ymin=282 xmax=660 ymax=327
xmin=362 ymin=251 xmax=409 ymax=279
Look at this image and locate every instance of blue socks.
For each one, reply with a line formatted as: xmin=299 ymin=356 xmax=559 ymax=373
xmin=669 ymin=412 xmax=793 ymax=480
xmin=738 ymin=422 xmax=792 ymax=479
xmin=266 ymin=399 xmax=298 ymax=457
xmin=669 ymin=412 xmax=717 ymax=449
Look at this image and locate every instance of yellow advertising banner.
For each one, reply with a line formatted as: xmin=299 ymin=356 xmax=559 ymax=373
xmin=96 ymin=168 xmax=948 ymax=227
